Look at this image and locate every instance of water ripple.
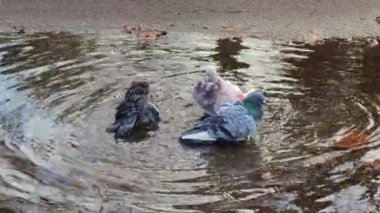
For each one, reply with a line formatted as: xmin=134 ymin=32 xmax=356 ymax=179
xmin=0 ymin=32 xmax=379 ymax=212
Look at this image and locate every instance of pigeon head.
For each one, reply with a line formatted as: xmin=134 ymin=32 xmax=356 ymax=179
xmin=125 ymin=81 xmax=151 ymax=102
xmin=244 ymin=90 xmax=266 ymax=106
xmin=243 ymin=90 xmax=266 ymax=120
xmin=131 ymin=81 xmax=150 ymax=89
xmin=204 ymin=66 xmax=219 ymax=83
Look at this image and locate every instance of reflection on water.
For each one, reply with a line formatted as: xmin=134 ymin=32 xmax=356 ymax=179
xmin=0 ymin=31 xmax=379 ymax=212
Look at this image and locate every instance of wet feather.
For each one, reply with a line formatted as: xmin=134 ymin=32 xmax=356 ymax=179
xmin=106 ymin=81 xmax=160 ymax=139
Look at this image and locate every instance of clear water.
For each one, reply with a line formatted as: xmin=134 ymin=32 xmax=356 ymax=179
xmin=0 ymin=32 xmax=379 ymax=212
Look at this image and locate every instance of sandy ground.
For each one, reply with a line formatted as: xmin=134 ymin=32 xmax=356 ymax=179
xmin=0 ymin=0 xmax=380 ymax=40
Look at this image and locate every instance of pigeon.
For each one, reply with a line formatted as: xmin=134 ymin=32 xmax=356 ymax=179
xmin=180 ymin=91 xmax=265 ymax=145
xmin=106 ymin=81 xmax=160 ymax=140
xmin=193 ymin=66 xmax=245 ymax=115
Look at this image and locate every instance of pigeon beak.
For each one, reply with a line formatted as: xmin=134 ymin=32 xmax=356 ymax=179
xmin=262 ymin=100 xmax=267 ymax=105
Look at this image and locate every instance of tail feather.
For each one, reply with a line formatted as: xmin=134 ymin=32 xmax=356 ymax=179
xmin=106 ymin=122 xmax=119 ymax=133
xmin=181 ymin=130 xmax=216 ymax=141
xmin=106 ymin=115 xmax=138 ymax=139
xmin=114 ymin=121 xmax=132 ymax=139
xmin=180 ymin=124 xmax=217 ymax=145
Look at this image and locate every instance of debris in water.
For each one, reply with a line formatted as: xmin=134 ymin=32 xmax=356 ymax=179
xmin=122 ymin=24 xmax=167 ymax=39
xmin=67 ymin=136 xmax=80 ymax=148
xmin=261 ymin=171 xmax=275 ymax=180
xmin=137 ymin=24 xmax=167 ymax=39
xmin=63 ymin=129 xmax=80 ymax=148
xmin=375 ymin=186 xmax=380 ymax=201
xmin=122 ymin=25 xmax=135 ymax=34
xmin=361 ymin=159 xmax=380 ymax=172
xmin=12 ymin=25 xmax=25 ymax=34
xmin=220 ymin=25 xmax=256 ymax=39
xmin=221 ymin=25 xmax=240 ymax=32
xmin=365 ymin=37 xmax=379 ymax=47
xmin=376 ymin=16 xmax=380 ymax=24
xmin=297 ymin=29 xmax=323 ymax=45
xmin=332 ymin=129 xmax=368 ymax=150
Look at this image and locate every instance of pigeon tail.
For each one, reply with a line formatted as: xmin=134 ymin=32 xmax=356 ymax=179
xmin=181 ymin=130 xmax=216 ymax=142
xmin=180 ymin=120 xmax=217 ymax=143
xmin=106 ymin=114 xmax=138 ymax=139
xmin=180 ymin=124 xmax=248 ymax=146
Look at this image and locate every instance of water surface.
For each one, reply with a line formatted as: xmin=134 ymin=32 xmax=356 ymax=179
xmin=0 ymin=31 xmax=379 ymax=212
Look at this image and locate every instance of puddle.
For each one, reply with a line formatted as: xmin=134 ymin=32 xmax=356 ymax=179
xmin=0 ymin=31 xmax=379 ymax=212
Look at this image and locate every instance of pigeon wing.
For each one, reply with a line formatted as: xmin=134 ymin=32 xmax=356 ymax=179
xmin=193 ymin=80 xmax=219 ymax=114
xmin=209 ymin=102 xmax=257 ymax=141
xmin=107 ymin=101 xmax=140 ymax=138
xmin=139 ymin=102 xmax=161 ymax=129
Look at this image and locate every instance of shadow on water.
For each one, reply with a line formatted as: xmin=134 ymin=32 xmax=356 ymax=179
xmin=210 ymin=37 xmax=250 ymax=71
xmin=210 ymin=37 xmax=250 ymax=85
xmin=0 ymin=31 xmax=379 ymax=212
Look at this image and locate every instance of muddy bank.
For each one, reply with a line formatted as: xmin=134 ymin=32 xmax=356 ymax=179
xmin=1 ymin=0 xmax=380 ymax=40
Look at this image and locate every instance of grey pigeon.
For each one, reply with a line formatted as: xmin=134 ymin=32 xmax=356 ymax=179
xmin=181 ymin=91 xmax=265 ymax=145
xmin=193 ymin=66 xmax=245 ymax=115
xmin=106 ymin=81 xmax=160 ymax=139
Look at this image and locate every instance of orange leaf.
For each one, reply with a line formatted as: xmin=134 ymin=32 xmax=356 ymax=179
xmin=138 ymin=30 xmax=159 ymax=39
xmin=332 ymin=129 xmax=368 ymax=150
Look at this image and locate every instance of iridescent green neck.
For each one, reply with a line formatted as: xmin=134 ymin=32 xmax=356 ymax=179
xmin=243 ymin=100 xmax=263 ymax=121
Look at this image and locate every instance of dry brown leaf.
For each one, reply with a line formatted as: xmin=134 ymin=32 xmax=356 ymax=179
xmin=138 ymin=30 xmax=159 ymax=39
xmin=136 ymin=24 xmax=166 ymax=39
xmin=332 ymin=129 xmax=368 ymax=150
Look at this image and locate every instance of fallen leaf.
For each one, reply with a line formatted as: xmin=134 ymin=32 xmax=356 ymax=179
xmin=332 ymin=129 xmax=368 ymax=150
xmin=139 ymin=31 xmax=158 ymax=39
xmin=136 ymin=24 xmax=167 ymax=40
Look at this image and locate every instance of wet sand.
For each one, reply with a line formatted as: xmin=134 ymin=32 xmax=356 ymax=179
xmin=1 ymin=0 xmax=380 ymax=40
